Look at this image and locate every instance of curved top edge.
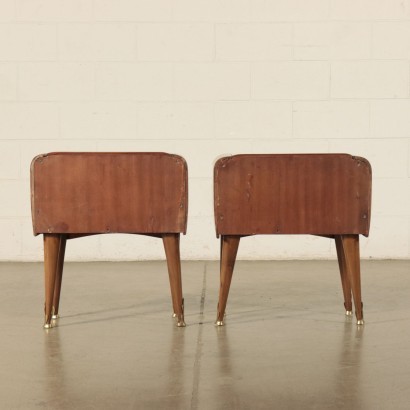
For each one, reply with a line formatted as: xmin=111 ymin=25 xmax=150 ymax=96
xmin=214 ymin=153 xmax=371 ymax=168
xmin=30 ymin=152 xmax=188 ymax=168
xmin=351 ymin=155 xmax=372 ymax=174
xmin=30 ymin=153 xmax=48 ymax=173
xmin=32 ymin=151 xmax=180 ymax=158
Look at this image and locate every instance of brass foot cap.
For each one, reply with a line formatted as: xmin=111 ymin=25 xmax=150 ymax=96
xmin=215 ymin=320 xmax=224 ymax=326
xmin=172 ymin=313 xmax=177 ymax=318
xmin=51 ymin=314 xmax=59 ymax=320
xmin=345 ymin=310 xmax=353 ymax=316
xmin=177 ymin=321 xmax=186 ymax=327
xmin=356 ymin=319 xmax=364 ymax=325
xmin=43 ymin=323 xmax=52 ymax=329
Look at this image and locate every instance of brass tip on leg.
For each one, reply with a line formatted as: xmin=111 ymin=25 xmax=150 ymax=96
xmin=52 ymin=314 xmax=59 ymax=320
xmin=356 ymin=319 xmax=364 ymax=325
xmin=345 ymin=310 xmax=353 ymax=316
xmin=174 ymin=313 xmax=185 ymax=327
xmin=215 ymin=320 xmax=224 ymax=326
xmin=175 ymin=299 xmax=185 ymax=326
xmin=44 ymin=313 xmax=53 ymax=329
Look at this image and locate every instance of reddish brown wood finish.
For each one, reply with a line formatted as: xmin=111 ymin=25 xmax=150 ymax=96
xmin=214 ymin=154 xmax=371 ymax=237
xmin=338 ymin=234 xmax=363 ymax=321
xmin=213 ymin=154 xmax=371 ymax=324
xmin=32 ymin=152 xmax=188 ymax=328
xmin=31 ymin=152 xmax=188 ymax=235
xmin=335 ymin=235 xmax=353 ymax=312
xmin=52 ymin=234 xmax=66 ymax=318
xmin=163 ymin=233 xmax=185 ymax=327
xmin=216 ymin=235 xmax=240 ymax=324
xmin=43 ymin=234 xmax=60 ymax=327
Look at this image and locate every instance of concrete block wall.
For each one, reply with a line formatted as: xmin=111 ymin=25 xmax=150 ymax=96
xmin=0 ymin=0 xmax=409 ymax=261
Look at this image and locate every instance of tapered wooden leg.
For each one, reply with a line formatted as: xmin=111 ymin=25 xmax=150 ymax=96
xmin=163 ymin=233 xmax=185 ymax=327
xmin=216 ymin=235 xmax=240 ymax=326
xmin=340 ymin=234 xmax=364 ymax=325
xmin=43 ymin=234 xmax=60 ymax=329
xmin=52 ymin=235 xmax=67 ymax=320
xmin=335 ymin=235 xmax=353 ymax=315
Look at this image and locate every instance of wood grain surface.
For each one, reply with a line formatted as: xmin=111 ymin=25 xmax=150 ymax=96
xmin=214 ymin=154 xmax=371 ymax=237
xmin=31 ymin=152 xmax=188 ymax=235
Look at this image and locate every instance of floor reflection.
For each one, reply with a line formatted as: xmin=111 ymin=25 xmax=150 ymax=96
xmin=214 ymin=325 xmax=240 ymax=408
xmin=164 ymin=326 xmax=186 ymax=408
xmin=334 ymin=319 xmax=365 ymax=408
xmin=43 ymin=328 xmax=67 ymax=408
xmin=211 ymin=318 xmax=365 ymax=409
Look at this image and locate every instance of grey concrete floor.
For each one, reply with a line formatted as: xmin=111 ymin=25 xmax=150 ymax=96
xmin=0 ymin=260 xmax=409 ymax=409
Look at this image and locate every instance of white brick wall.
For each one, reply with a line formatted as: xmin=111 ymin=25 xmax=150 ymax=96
xmin=331 ymin=62 xmax=409 ymax=99
xmin=293 ymin=101 xmax=369 ymax=139
xmin=252 ymin=62 xmax=330 ymax=100
xmin=294 ymin=23 xmax=372 ymax=60
xmin=175 ymin=63 xmax=250 ymax=101
xmin=138 ymin=24 xmax=214 ymax=62
xmin=0 ymin=64 xmax=17 ymax=100
xmin=59 ymin=23 xmax=137 ymax=62
xmin=330 ymin=0 xmax=410 ymax=21
xmin=19 ymin=62 xmax=95 ymax=101
xmin=215 ymin=24 xmax=292 ymax=61
xmin=0 ymin=103 xmax=59 ymax=138
xmin=373 ymin=23 xmax=410 ymax=59
xmin=95 ymin=63 xmax=174 ymax=101
xmin=0 ymin=1 xmax=409 ymax=261
xmin=16 ymin=0 xmax=94 ymax=21
xmin=0 ymin=24 xmax=57 ymax=61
